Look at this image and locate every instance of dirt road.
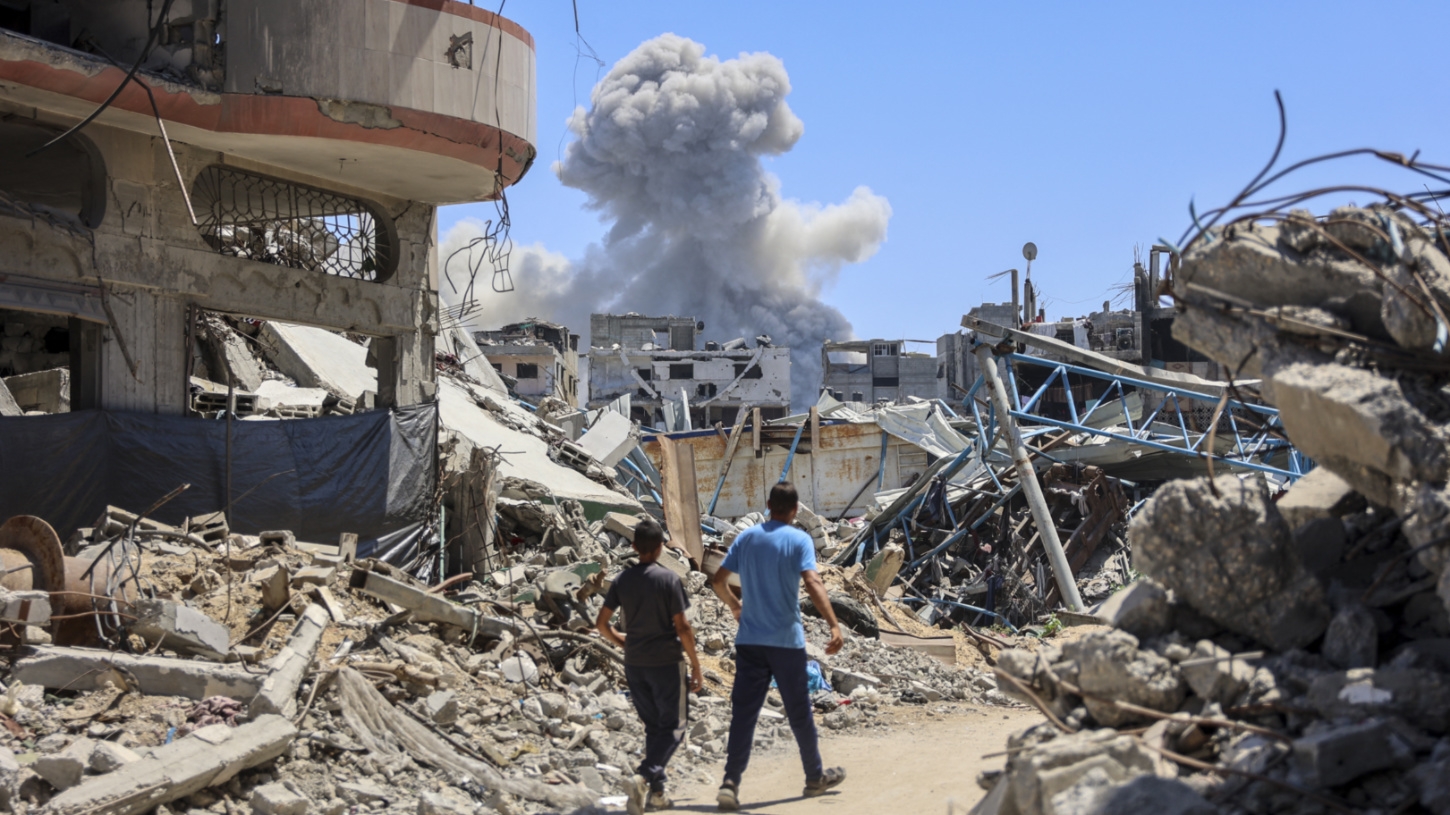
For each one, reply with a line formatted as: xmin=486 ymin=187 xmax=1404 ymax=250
xmin=666 ymin=706 xmax=1039 ymax=814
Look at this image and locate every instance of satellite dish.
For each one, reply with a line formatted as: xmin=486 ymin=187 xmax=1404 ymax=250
xmin=1022 ymin=242 xmax=1038 ymax=261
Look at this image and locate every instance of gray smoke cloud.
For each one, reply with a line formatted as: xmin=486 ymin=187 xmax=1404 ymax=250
xmin=441 ymin=33 xmax=892 ymax=409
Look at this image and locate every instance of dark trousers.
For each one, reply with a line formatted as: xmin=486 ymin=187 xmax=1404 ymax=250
xmin=624 ymin=662 xmax=688 ymax=791
xmin=723 ymin=644 xmax=823 ymax=785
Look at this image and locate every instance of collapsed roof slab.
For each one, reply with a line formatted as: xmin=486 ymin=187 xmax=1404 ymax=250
xmin=261 ymin=322 xmax=377 ymax=402
xmin=438 ymin=380 xmax=641 ymax=519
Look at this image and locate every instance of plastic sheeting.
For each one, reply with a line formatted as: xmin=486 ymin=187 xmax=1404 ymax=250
xmin=0 ymin=405 xmax=437 ymax=559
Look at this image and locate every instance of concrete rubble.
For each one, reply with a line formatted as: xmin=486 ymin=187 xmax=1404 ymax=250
xmin=975 ymin=205 xmax=1450 ymax=814
xmin=0 ymin=486 xmax=1015 ymax=814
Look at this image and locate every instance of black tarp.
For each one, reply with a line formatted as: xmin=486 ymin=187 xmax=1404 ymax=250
xmin=0 ymin=404 xmax=437 ymax=559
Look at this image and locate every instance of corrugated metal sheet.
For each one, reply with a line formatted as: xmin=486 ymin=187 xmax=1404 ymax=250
xmin=642 ymin=421 xmax=932 ymax=519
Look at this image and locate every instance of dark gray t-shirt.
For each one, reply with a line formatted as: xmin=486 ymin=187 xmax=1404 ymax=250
xmin=604 ymin=560 xmax=690 ymax=667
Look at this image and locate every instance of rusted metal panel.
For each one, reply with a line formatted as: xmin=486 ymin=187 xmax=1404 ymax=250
xmin=643 ymin=421 xmax=933 ymax=519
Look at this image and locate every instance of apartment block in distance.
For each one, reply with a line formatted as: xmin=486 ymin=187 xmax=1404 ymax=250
xmin=474 ymin=319 xmax=580 ymax=407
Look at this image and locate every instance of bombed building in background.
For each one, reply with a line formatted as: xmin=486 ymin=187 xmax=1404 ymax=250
xmin=820 ymin=339 xmax=938 ymax=406
xmin=586 ymin=312 xmax=791 ymax=429
xmin=473 ymin=319 xmax=581 ymax=408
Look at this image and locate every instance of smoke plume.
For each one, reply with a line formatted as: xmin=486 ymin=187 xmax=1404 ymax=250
xmin=442 ymin=34 xmax=892 ymax=409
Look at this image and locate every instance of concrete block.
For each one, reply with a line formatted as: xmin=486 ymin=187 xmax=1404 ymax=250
xmin=249 ymin=604 xmax=329 ymax=719
xmin=830 ymin=669 xmax=880 ymax=696
xmin=0 ymin=587 xmax=51 ymax=625
xmin=1277 ymin=467 xmax=1363 ymax=529
xmin=252 ymin=564 xmax=291 ymax=611
xmin=602 ymin=512 xmax=642 ymax=541
xmin=126 ymin=599 xmax=230 ymax=660
xmin=14 ymin=647 xmax=263 ymax=699
xmin=426 ymin=690 xmax=459 ymax=725
xmin=1293 ymin=719 xmax=1410 ymax=788
xmin=251 ymin=782 xmax=311 ymax=815
xmin=1093 ymin=580 xmax=1170 ymax=639
xmin=3 ymin=367 xmax=69 ymax=413
xmin=88 ymin=741 xmax=142 ymax=774
xmin=44 ymin=716 xmax=296 ymax=815
xmin=33 ymin=738 xmax=94 ymax=790
xmin=491 ymin=564 xmax=529 ymax=587
xmin=290 ymin=565 xmax=337 ymax=587
xmin=1065 ymin=630 xmax=1184 ymax=727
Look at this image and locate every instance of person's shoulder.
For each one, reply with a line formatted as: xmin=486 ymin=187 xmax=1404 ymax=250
xmin=643 ymin=560 xmax=684 ymax=585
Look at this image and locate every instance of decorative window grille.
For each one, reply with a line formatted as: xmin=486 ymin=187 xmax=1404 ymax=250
xmin=192 ymin=166 xmax=397 ymax=282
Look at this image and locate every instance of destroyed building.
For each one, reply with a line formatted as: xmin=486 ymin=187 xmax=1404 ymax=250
xmin=820 ymin=339 xmax=938 ymax=406
xmin=586 ymin=312 xmax=791 ymax=429
xmin=0 ymin=1 xmax=545 ymax=560
xmin=473 ymin=319 xmax=581 ymax=408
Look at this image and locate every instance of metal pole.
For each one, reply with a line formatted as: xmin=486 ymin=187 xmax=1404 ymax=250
xmin=973 ymin=343 xmax=1084 ymax=611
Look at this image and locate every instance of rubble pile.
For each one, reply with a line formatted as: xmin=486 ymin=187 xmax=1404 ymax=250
xmin=975 ymin=206 xmax=1450 ymax=814
xmin=0 ymin=495 xmax=1008 ymax=815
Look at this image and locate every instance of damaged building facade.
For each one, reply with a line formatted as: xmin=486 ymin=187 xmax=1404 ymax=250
xmin=0 ymin=0 xmax=537 ymax=415
xmin=473 ymin=319 xmax=580 ymax=408
xmin=820 ymin=339 xmax=938 ymax=406
xmin=585 ymin=312 xmax=791 ymax=428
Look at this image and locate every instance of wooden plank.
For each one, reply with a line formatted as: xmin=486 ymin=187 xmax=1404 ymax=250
xmin=879 ymin=630 xmax=957 ymax=666
xmin=655 ymin=434 xmax=704 ymax=565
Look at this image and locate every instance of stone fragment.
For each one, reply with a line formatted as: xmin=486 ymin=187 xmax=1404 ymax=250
xmin=603 ymin=512 xmax=643 ymax=541
xmin=1129 ymin=475 xmax=1330 ymax=650
xmin=426 ymin=690 xmax=459 ymax=726
xmin=32 ymin=738 xmax=94 ymax=790
xmin=1180 ymin=640 xmax=1253 ymax=706
xmin=1293 ymin=719 xmax=1411 ymax=788
xmin=830 ymin=669 xmax=880 ymax=697
xmin=1007 ymin=730 xmax=1157 ymax=814
xmin=126 ymin=598 xmax=230 ymax=660
xmin=1276 ymin=467 xmax=1363 ymax=529
xmin=1093 ymin=580 xmax=1170 ymax=639
xmin=249 ymin=604 xmax=329 ymax=718
xmin=290 ymin=565 xmax=336 ymax=587
xmin=501 ymin=653 xmax=539 ymax=684
xmin=1322 ymin=605 xmax=1377 ymax=669
xmin=251 ymin=782 xmax=311 ymax=815
xmin=338 ymin=780 xmax=393 ymax=806
xmin=1064 ymin=630 xmax=1184 ymax=727
xmin=0 ymin=587 xmax=51 ymax=625
xmin=536 ymin=692 xmax=569 ymax=720
xmin=87 ymin=741 xmax=141 ymax=774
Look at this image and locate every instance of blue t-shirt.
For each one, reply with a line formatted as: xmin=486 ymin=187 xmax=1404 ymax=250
xmin=720 ymin=520 xmax=817 ymax=649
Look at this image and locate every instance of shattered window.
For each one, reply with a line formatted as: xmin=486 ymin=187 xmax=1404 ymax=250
xmin=516 ymin=363 xmax=539 ymax=379
xmin=668 ymin=363 xmax=694 ymax=380
xmin=637 ymin=368 xmax=652 ymax=381
xmin=192 ymin=166 xmax=398 ymax=282
xmin=734 ymin=362 xmax=764 ymax=380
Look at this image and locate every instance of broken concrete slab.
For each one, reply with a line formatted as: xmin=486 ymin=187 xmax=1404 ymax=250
xmin=1277 ymin=467 xmax=1364 ymax=529
xmin=576 ymin=410 xmax=638 ymax=468
xmin=603 ymin=512 xmax=643 ymax=541
xmin=249 ymin=604 xmax=329 ymax=719
xmin=260 ymin=322 xmax=376 ymax=402
xmin=253 ymin=564 xmax=291 ymax=611
xmin=43 ymin=715 xmax=296 ymax=815
xmin=0 ymin=375 xmax=20 ymax=416
xmin=1272 ymin=362 xmax=1447 ymax=506
xmin=1129 ymin=475 xmax=1330 ymax=651
xmin=14 ymin=646 xmax=264 ymax=699
xmin=349 ymin=564 xmax=515 ymax=638
xmin=864 ymin=543 xmax=905 ymax=595
xmin=126 ymin=598 xmax=230 ymax=660
xmin=3 ymin=367 xmax=69 ymax=413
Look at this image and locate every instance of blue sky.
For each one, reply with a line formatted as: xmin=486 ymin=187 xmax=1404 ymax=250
xmin=443 ymin=1 xmax=1450 ymax=343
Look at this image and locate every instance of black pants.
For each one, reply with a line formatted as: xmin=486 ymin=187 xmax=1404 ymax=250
xmin=625 ymin=662 xmax=688 ymax=791
xmin=723 ymin=644 xmax=823 ymax=785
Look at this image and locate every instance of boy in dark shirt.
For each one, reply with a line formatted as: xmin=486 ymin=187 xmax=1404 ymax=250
xmin=596 ymin=519 xmax=704 ymax=814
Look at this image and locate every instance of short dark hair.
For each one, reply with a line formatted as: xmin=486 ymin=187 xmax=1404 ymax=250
xmin=633 ymin=518 xmax=665 ymax=552
xmin=768 ymin=481 xmax=799 ymax=513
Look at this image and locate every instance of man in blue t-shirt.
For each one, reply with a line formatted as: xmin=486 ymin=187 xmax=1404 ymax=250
xmin=709 ymin=481 xmax=846 ymax=811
